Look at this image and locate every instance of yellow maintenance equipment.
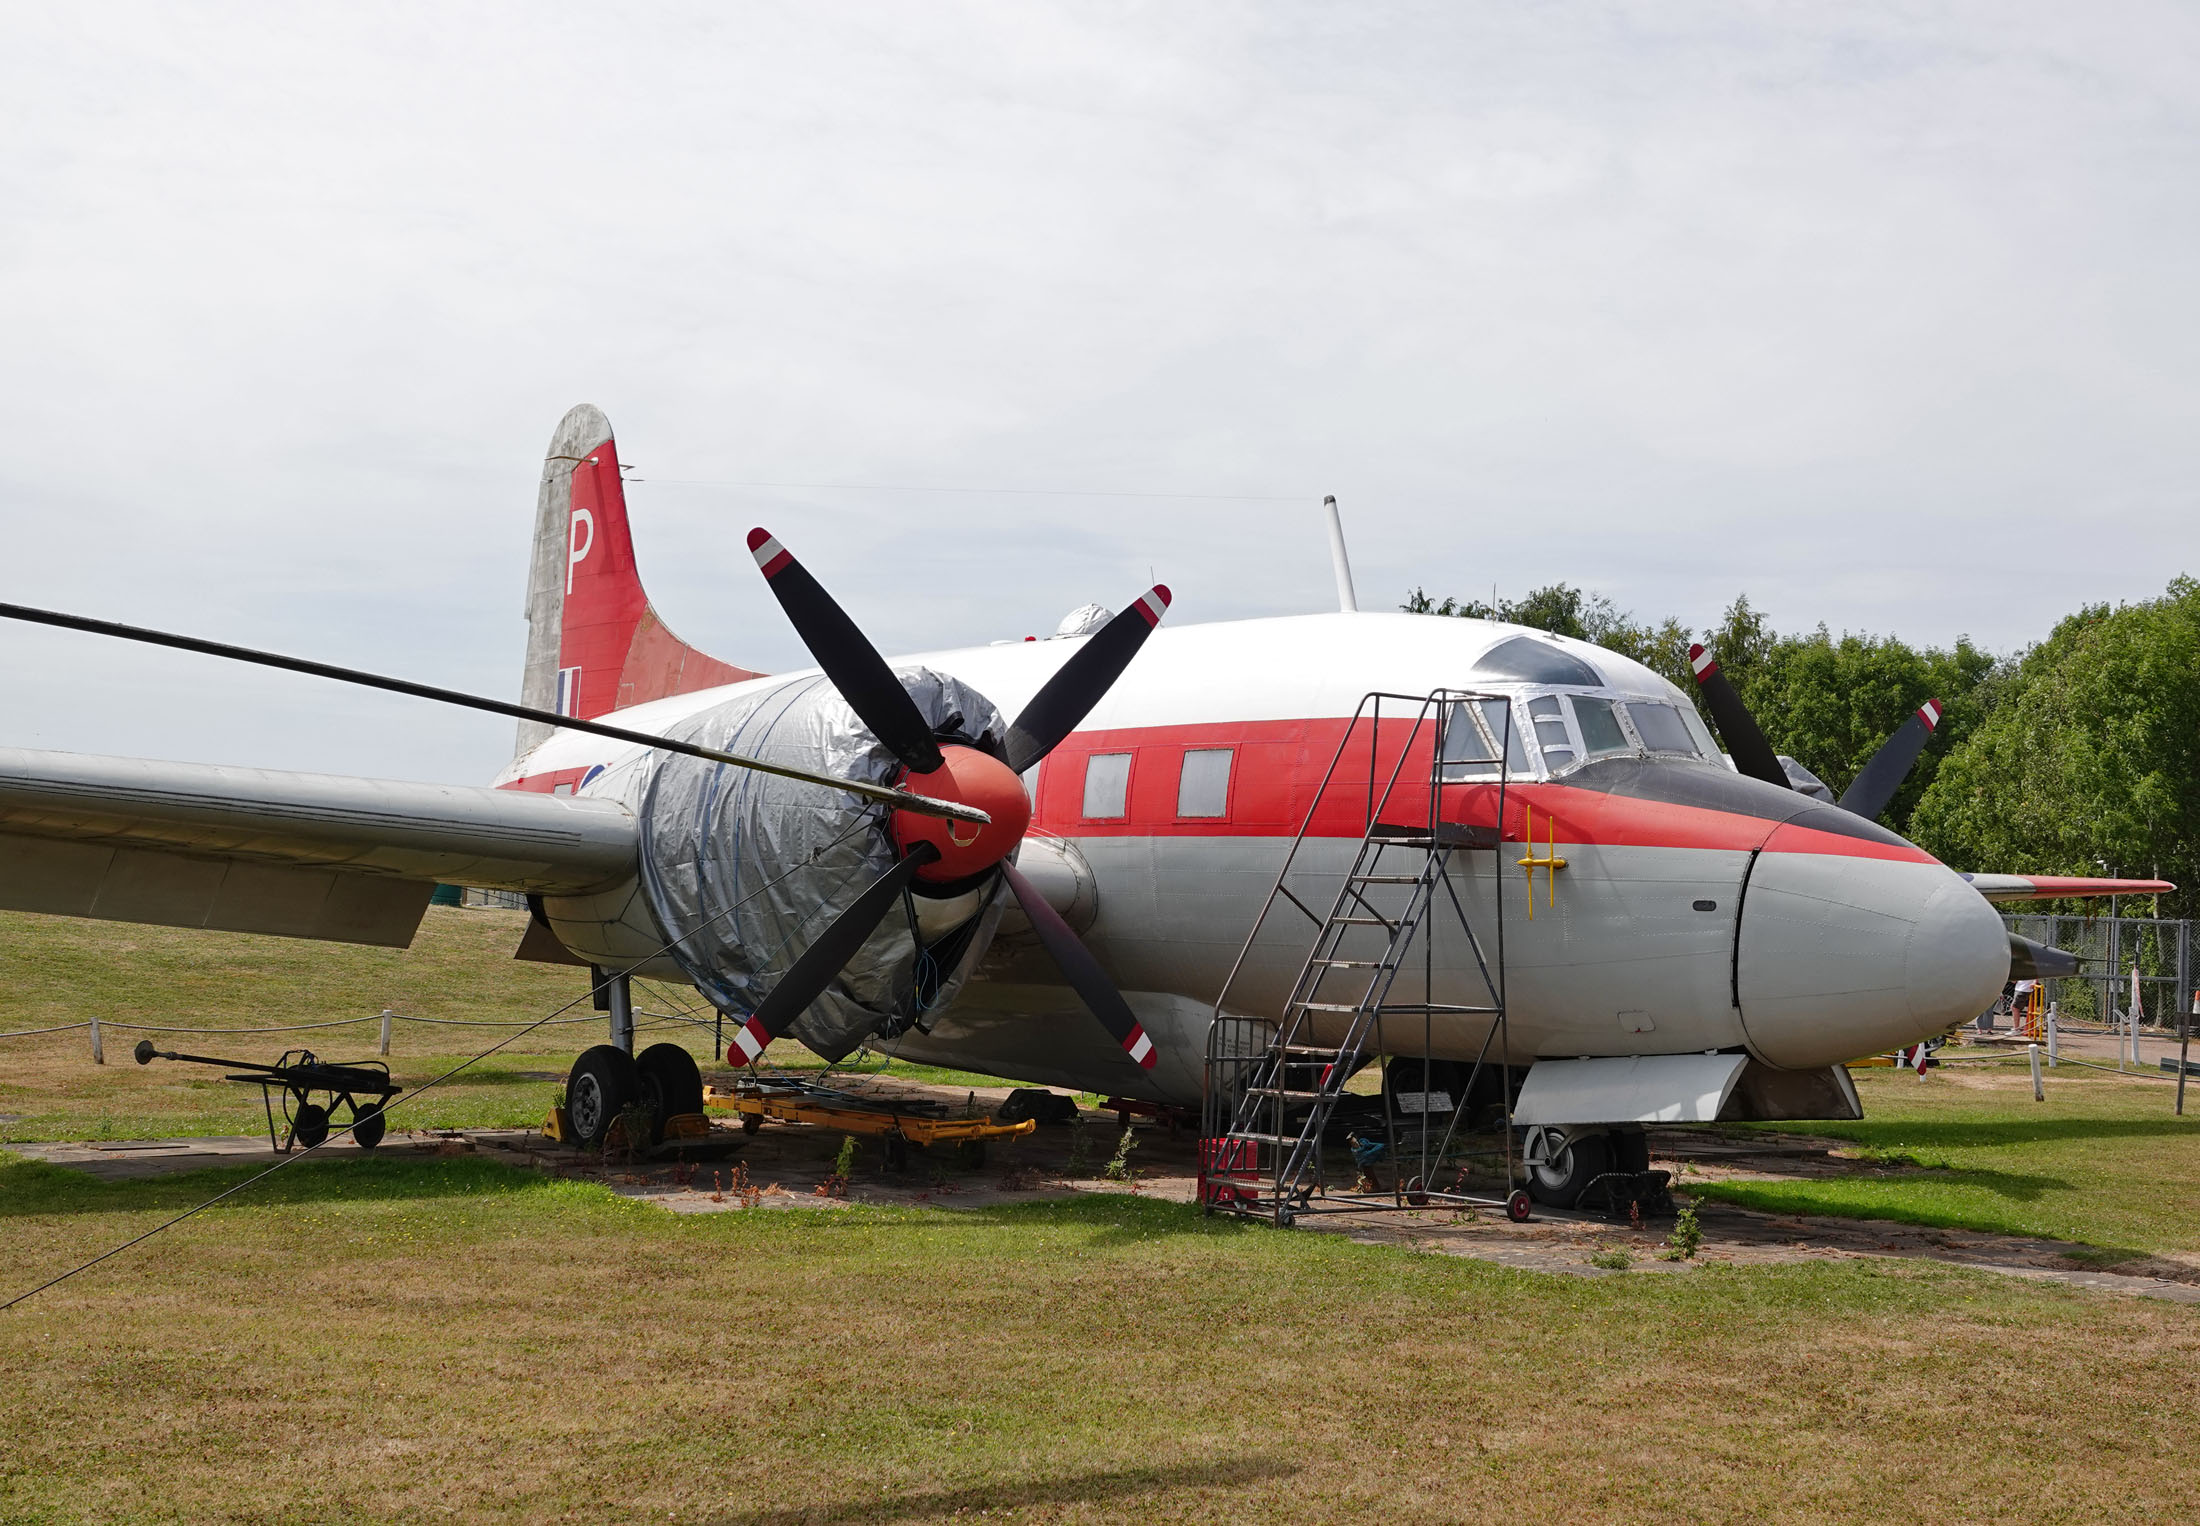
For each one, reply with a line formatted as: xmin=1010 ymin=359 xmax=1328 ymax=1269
xmin=1516 ymin=804 xmax=1567 ymax=920
xmin=704 ymin=1081 xmax=1036 ymax=1148
xmin=2018 ymin=983 xmax=2046 ymax=1041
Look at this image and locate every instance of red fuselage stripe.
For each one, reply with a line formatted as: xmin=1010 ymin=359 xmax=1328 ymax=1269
xmin=504 ymin=714 xmax=1941 ymax=864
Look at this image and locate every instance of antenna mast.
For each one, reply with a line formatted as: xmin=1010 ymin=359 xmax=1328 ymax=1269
xmin=1323 ymin=495 xmax=1359 ymax=613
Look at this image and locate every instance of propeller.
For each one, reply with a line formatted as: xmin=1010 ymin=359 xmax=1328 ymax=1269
xmin=1686 ymin=643 xmax=1789 ymax=790
xmin=1685 ymin=639 xmax=1947 ymax=826
xmin=726 ymin=528 xmax=1168 ymax=1070
xmin=1837 ymin=700 xmax=1941 ymax=822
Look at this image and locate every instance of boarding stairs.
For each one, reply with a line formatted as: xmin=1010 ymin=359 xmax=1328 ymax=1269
xmin=1200 ymin=690 xmax=1522 ymax=1226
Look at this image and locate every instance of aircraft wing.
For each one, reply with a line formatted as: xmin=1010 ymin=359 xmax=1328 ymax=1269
xmin=0 ymin=746 xmax=636 ymax=947
xmin=1965 ymin=873 xmax=2176 ymax=903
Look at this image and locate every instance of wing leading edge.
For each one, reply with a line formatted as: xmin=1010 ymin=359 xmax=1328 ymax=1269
xmin=0 ymin=747 xmax=636 ymax=947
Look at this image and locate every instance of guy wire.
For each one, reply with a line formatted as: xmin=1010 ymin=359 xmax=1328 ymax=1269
xmin=1 ymin=815 xmax=874 ymax=1313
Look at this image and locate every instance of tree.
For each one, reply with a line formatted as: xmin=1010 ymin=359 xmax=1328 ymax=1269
xmin=1908 ymin=578 xmax=2200 ymax=916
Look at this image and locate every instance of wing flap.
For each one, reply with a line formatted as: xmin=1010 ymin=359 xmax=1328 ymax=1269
xmin=0 ymin=834 xmax=433 ymax=946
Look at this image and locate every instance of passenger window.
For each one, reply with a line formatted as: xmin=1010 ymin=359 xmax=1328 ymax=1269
xmin=1082 ymin=753 xmax=1131 ymax=819
xmin=1570 ymin=695 xmax=1631 ymax=758
xmin=1177 ymin=748 xmax=1232 ymax=818
xmin=1528 ymin=695 xmax=1574 ymax=773
xmin=1626 ymin=701 xmax=1698 ymax=756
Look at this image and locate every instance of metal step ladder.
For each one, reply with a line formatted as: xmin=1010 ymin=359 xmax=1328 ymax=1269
xmin=1201 ymin=690 xmax=1520 ymax=1226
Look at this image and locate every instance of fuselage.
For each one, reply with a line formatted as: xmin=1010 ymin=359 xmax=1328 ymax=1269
xmin=498 ymin=610 xmax=2010 ymax=1105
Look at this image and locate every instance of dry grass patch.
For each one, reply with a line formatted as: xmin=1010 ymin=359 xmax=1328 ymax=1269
xmin=3 ymin=1151 xmax=2199 ymax=1524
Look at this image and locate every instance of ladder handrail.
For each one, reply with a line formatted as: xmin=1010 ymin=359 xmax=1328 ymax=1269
xmin=1201 ymin=687 xmax=1519 ymax=1222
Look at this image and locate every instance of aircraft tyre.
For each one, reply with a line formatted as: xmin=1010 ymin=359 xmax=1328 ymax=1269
xmin=1522 ymin=1125 xmax=1609 ymax=1209
xmin=635 ymin=1043 xmax=705 ymax=1144
xmin=352 ymin=1101 xmax=387 ymax=1151
xmin=290 ymin=1102 xmax=330 ymax=1150
xmin=567 ymin=1044 xmax=640 ymax=1149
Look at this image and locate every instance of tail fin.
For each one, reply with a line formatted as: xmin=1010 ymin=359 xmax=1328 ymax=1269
xmin=516 ymin=404 xmax=764 ymax=757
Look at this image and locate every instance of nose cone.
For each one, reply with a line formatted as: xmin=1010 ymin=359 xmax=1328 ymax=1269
xmin=891 ymin=744 xmax=1032 ymax=882
xmin=1736 ymin=823 xmax=2010 ymax=1069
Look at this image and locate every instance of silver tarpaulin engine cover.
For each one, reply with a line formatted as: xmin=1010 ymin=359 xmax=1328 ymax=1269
xmin=636 ymin=669 xmax=1007 ymax=1061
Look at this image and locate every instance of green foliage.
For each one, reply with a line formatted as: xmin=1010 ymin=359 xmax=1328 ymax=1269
xmin=1908 ymin=578 xmax=2200 ymax=915
xmin=1663 ymin=1206 xmax=1702 ymax=1261
xmin=1103 ymin=1126 xmax=1140 ymax=1183
xmin=1587 ymin=1247 xmax=1633 ymax=1270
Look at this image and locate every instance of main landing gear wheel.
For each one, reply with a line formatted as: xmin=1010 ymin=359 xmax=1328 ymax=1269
xmin=352 ymin=1101 xmax=386 ymax=1151
xmin=566 ymin=1044 xmax=640 ymax=1149
xmin=1522 ymin=1125 xmax=1610 ymax=1209
xmin=635 ymin=1043 xmax=704 ymax=1145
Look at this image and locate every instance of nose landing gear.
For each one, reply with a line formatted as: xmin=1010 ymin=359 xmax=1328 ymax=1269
xmin=1521 ymin=1125 xmax=1652 ymax=1208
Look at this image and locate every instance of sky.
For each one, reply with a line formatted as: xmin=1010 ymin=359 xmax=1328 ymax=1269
xmin=2 ymin=3 xmax=2196 ymax=785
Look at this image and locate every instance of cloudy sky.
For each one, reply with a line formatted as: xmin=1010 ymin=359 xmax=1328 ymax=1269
xmin=3 ymin=3 xmax=2196 ymax=783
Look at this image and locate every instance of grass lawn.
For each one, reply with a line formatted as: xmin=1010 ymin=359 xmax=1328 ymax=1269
xmin=1691 ymin=1063 xmax=2200 ymax=1258
xmin=4 ymin=1151 xmax=2200 ymax=1524
xmin=0 ymin=909 xmax=1013 ymax=1144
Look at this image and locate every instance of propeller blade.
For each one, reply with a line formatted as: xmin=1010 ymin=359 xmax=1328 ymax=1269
xmin=1686 ymin=643 xmax=1790 ymax=791
xmin=1837 ymin=700 xmax=1942 ymax=822
xmin=1002 ymin=588 xmax=1171 ymax=773
xmin=726 ymin=843 xmax=941 ymax=1067
xmin=0 ymin=600 xmax=990 ymax=826
xmin=1000 ymin=859 xmax=1156 ymax=1068
xmin=747 ymin=529 xmax=944 ymax=774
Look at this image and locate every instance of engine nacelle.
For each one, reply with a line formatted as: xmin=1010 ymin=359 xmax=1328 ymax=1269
xmin=540 ymin=668 xmax=1015 ymax=1061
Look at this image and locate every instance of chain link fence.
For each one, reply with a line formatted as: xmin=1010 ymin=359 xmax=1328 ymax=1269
xmin=2003 ymin=914 xmax=2193 ymax=1032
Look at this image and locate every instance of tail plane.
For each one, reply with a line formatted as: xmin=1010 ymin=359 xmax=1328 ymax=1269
xmin=516 ymin=405 xmax=763 ymax=757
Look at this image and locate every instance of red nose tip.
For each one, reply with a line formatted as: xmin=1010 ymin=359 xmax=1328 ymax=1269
xmin=891 ymin=745 xmax=1032 ymax=882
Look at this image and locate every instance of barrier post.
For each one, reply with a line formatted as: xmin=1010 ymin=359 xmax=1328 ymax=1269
xmin=379 ymin=1008 xmax=394 ymax=1056
xmin=89 ymin=1015 xmax=103 ymax=1065
xmin=2046 ymin=1006 xmax=2059 ymax=1067
xmin=2028 ymin=1043 xmax=2044 ymax=1102
xmin=2180 ymin=990 xmax=2196 ymax=1118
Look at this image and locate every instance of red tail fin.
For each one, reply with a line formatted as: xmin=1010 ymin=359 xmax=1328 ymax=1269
xmin=517 ymin=405 xmax=762 ymax=755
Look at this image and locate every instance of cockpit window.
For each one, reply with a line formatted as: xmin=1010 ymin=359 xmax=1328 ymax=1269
xmin=1439 ymin=697 xmax=1529 ymax=780
xmin=1626 ymin=701 xmax=1699 ymax=757
xmin=1473 ymin=636 xmax=1603 ymax=688
xmin=1527 ymin=694 xmax=1574 ymax=772
xmin=1569 ymin=695 xmax=1631 ymax=758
